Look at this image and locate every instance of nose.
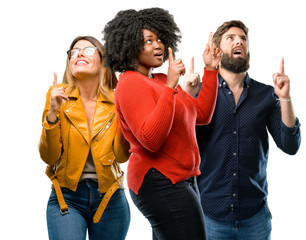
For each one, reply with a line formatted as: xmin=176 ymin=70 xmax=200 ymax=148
xmin=77 ymin=49 xmax=85 ymax=57
xmin=235 ymin=37 xmax=244 ymax=46
xmin=154 ymin=41 xmax=162 ymax=49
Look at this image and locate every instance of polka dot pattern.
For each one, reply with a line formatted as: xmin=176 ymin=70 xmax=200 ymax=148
xmin=196 ymin=73 xmax=301 ymax=220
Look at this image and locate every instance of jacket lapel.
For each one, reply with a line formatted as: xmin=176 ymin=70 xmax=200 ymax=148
xmin=63 ymin=88 xmax=90 ymax=143
xmin=63 ymin=88 xmax=115 ymax=143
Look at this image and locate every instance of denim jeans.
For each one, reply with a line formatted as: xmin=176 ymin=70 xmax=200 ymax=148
xmin=204 ymin=204 xmax=272 ymax=240
xmin=130 ymin=168 xmax=206 ymax=240
xmin=47 ymin=179 xmax=130 ymax=240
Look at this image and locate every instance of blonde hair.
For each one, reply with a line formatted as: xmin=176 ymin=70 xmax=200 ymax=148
xmin=62 ymin=36 xmax=118 ymax=103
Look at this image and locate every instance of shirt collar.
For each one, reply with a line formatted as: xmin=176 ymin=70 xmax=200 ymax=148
xmin=218 ymin=72 xmax=251 ymax=89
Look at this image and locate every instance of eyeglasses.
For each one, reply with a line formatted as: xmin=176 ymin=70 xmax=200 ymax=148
xmin=67 ymin=46 xmax=97 ymax=59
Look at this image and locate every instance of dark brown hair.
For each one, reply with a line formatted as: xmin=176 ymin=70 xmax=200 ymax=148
xmin=213 ymin=20 xmax=249 ymax=48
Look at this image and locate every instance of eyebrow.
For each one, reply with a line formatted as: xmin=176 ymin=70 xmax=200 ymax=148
xmin=225 ymin=33 xmax=247 ymax=39
xmin=144 ymin=35 xmax=154 ymax=39
xmin=72 ymin=46 xmax=95 ymax=49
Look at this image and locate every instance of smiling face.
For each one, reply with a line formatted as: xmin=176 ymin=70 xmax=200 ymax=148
xmin=135 ymin=29 xmax=165 ymax=76
xmin=69 ymin=40 xmax=102 ymax=80
xmin=219 ymin=27 xmax=250 ymax=73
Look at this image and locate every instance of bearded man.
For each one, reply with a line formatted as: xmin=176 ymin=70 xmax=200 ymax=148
xmin=184 ymin=20 xmax=301 ymax=240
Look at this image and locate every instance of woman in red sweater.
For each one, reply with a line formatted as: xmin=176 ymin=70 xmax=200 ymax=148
xmin=103 ymin=8 xmax=221 ymax=240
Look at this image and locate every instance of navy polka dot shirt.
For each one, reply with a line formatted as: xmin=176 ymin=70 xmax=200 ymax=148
xmin=196 ymin=73 xmax=301 ymax=220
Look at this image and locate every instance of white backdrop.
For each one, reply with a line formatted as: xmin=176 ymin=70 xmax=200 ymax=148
xmin=0 ymin=0 xmax=305 ymax=239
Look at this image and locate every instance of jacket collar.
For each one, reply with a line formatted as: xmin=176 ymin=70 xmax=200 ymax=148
xmin=64 ymin=87 xmax=115 ymax=143
xmin=67 ymin=87 xmax=113 ymax=103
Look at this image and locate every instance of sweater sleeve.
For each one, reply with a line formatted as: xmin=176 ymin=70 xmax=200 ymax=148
xmin=115 ymin=73 xmax=177 ymax=152
xmin=192 ymin=69 xmax=218 ymax=125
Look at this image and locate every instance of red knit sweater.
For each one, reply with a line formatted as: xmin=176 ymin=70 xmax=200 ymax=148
xmin=115 ymin=69 xmax=218 ymax=194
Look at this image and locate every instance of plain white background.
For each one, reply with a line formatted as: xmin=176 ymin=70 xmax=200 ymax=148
xmin=0 ymin=0 xmax=305 ymax=239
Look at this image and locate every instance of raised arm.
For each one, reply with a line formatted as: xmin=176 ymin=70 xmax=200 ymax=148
xmin=190 ymin=32 xmax=222 ymax=124
xmin=39 ymin=73 xmax=67 ymax=165
xmin=272 ymin=58 xmax=296 ymax=127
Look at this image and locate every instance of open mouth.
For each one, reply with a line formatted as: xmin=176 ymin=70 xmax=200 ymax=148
xmin=233 ymin=48 xmax=244 ymax=56
xmin=76 ymin=59 xmax=89 ymax=65
xmin=154 ymin=52 xmax=163 ymax=58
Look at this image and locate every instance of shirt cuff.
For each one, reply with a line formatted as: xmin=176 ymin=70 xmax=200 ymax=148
xmin=281 ymin=117 xmax=301 ymax=135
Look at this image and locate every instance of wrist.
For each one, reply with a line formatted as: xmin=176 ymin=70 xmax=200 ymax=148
xmin=47 ymin=111 xmax=58 ymax=123
xmin=205 ymin=66 xmax=217 ymax=71
xmin=46 ymin=114 xmax=59 ymax=124
xmin=276 ymin=97 xmax=291 ymax=102
xmin=165 ymin=81 xmax=177 ymax=89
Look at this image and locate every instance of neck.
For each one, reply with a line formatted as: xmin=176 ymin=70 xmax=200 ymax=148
xmin=135 ymin=66 xmax=153 ymax=78
xmin=219 ymin=67 xmax=246 ymax=89
xmin=76 ymin=76 xmax=99 ymax=101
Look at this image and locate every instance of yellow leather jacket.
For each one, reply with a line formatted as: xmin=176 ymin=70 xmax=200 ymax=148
xmin=39 ymin=84 xmax=130 ymax=222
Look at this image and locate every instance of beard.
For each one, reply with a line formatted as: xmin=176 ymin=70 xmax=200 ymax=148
xmin=220 ymin=52 xmax=250 ymax=73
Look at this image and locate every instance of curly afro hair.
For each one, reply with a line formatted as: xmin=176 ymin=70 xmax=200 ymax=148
xmin=102 ymin=7 xmax=181 ymax=72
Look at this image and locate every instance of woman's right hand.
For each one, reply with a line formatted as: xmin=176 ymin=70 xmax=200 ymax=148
xmin=47 ymin=72 xmax=68 ymax=121
xmin=203 ymin=32 xmax=222 ymax=70
xmin=166 ymin=48 xmax=185 ymax=89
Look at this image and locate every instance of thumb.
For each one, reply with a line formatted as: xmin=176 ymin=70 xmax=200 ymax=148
xmin=189 ymin=57 xmax=195 ymax=74
xmin=53 ymin=72 xmax=58 ymax=89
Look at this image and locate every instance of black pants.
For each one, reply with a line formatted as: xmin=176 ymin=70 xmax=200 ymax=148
xmin=130 ymin=168 xmax=206 ymax=240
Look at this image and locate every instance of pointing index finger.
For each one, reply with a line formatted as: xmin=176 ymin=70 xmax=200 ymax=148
xmin=208 ymin=32 xmax=213 ymax=48
xmin=280 ymin=58 xmax=284 ymax=74
xmin=168 ymin=47 xmax=174 ymax=64
xmin=53 ymin=72 xmax=58 ymax=89
xmin=189 ymin=57 xmax=194 ymax=74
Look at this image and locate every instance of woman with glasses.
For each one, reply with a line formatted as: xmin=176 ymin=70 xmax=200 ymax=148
xmin=39 ymin=36 xmax=130 ymax=240
xmin=103 ymin=8 xmax=221 ymax=240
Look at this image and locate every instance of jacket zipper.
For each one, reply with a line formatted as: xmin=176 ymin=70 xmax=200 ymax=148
xmin=96 ymin=115 xmax=115 ymax=142
xmin=63 ymin=115 xmax=114 ymax=186
xmin=64 ymin=122 xmax=71 ymax=187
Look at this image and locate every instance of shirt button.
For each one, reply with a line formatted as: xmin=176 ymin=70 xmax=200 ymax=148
xmin=233 ymin=173 xmax=237 ymax=176
xmin=233 ymin=131 xmax=237 ymax=134
xmin=233 ymin=193 xmax=236 ymax=197
xmin=233 ymin=152 xmax=237 ymax=156
xmin=108 ymin=159 xmax=112 ymax=163
xmin=66 ymin=110 xmax=69 ymax=113
xmin=228 ymin=92 xmax=232 ymax=95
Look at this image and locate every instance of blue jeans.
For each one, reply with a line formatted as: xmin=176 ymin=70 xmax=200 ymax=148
xmin=47 ymin=179 xmax=130 ymax=240
xmin=130 ymin=168 xmax=206 ymax=240
xmin=204 ymin=204 xmax=272 ymax=240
